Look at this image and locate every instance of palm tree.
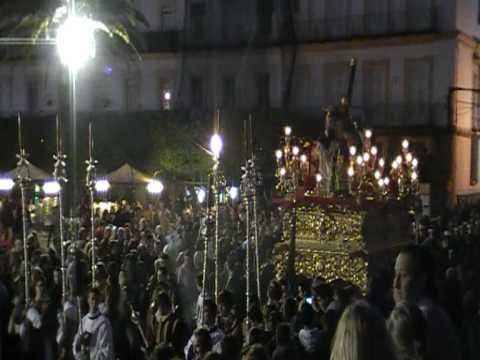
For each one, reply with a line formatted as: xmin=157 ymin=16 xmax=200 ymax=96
xmin=0 ymin=0 xmax=149 ymax=55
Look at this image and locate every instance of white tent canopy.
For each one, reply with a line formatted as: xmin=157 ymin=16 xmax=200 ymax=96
xmin=6 ymin=162 xmax=50 ymax=181
xmin=107 ymin=163 xmax=150 ymax=184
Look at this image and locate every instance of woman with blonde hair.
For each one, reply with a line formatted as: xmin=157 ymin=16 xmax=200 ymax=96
xmin=330 ymin=300 xmax=397 ymax=360
xmin=387 ymin=303 xmax=426 ymax=360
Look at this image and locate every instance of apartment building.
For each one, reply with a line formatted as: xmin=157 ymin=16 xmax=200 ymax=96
xmin=1 ymin=0 xmax=480 ymax=212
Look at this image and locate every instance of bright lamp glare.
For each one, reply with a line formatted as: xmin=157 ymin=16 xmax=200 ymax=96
xmin=196 ymin=188 xmax=206 ymax=204
xmin=209 ymin=134 xmax=223 ymax=158
xmin=147 ymin=180 xmax=164 ymax=194
xmin=95 ymin=180 xmax=110 ymax=193
xmin=229 ymin=186 xmax=239 ymax=200
xmin=57 ymin=16 xmax=97 ymax=71
xmin=43 ymin=181 xmax=61 ymax=195
xmin=0 ymin=178 xmax=14 ymax=191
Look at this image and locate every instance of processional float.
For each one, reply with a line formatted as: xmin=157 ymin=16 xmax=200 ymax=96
xmin=273 ymin=59 xmax=420 ymax=293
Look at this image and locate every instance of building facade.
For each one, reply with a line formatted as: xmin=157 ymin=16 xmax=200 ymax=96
xmin=1 ymin=0 xmax=480 ymax=212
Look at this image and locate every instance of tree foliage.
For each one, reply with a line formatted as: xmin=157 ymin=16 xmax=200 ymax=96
xmin=150 ymin=119 xmax=212 ymax=182
xmin=0 ymin=0 xmax=149 ymax=56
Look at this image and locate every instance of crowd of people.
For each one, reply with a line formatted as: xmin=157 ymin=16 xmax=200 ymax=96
xmin=0 ymin=192 xmax=479 ymax=360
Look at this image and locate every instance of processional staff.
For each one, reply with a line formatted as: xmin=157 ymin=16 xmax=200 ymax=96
xmin=53 ymin=114 xmax=68 ymax=305
xmin=85 ymin=121 xmax=97 ymax=286
xmin=241 ymin=115 xmax=262 ymax=327
xmin=16 ymin=113 xmax=31 ymax=306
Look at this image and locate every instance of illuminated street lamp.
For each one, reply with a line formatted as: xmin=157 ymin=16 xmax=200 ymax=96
xmin=94 ymin=179 xmax=110 ymax=193
xmin=0 ymin=178 xmax=14 ymax=192
xmin=56 ymin=15 xmax=98 ymax=72
xmin=43 ymin=180 xmax=61 ymax=195
xmin=147 ymin=179 xmax=164 ymax=195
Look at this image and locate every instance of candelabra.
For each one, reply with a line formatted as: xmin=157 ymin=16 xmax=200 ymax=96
xmin=388 ymin=139 xmax=419 ymax=200
xmin=274 ymin=126 xmax=420 ymax=201
xmin=346 ymin=129 xmax=387 ymax=199
xmin=275 ymin=126 xmax=310 ymax=195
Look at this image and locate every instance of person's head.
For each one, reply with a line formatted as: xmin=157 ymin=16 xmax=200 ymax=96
xmin=312 ymin=282 xmax=333 ymax=312
xmin=220 ymin=335 xmax=240 ymax=358
xmin=247 ymin=326 xmax=264 ymax=345
xmin=393 ymin=245 xmax=434 ymax=305
xmin=150 ymin=343 xmax=174 ymax=360
xmin=387 ymin=303 xmax=426 ymax=360
xmin=192 ymin=328 xmax=212 ymax=360
xmin=282 ymin=297 xmax=297 ymax=321
xmin=275 ymin=322 xmax=291 ymax=346
xmin=203 ymin=299 xmax=218 ymax=326
xmin=202 ymin=352 xmax=224 ymax=360
xmin=156 ymin=291 xmax=172 ymax=315
xmin=87 ymin=287 xmax=102 ymax=313
xmin=267 ymin=280 xmax=282 ymax=303
xmin=218 ymin=290 xmax=234 ymax=316
xmin=330 ymin=300 xmax=397 ymax=360
xmin=245 ymin=344 xmax=269 ymax=360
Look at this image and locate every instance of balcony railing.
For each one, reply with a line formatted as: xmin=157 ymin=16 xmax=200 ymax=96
xmin=295 ymin=7 xmax=438 ymax=42
xmin=361 ymin=102 xmax=447 ymax=128
xmin=145 ymin=7 xmax=439 ymax=51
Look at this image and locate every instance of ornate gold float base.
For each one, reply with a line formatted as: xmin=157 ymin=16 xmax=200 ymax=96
xmin=274 ymin=245 xmax=368 ymax=292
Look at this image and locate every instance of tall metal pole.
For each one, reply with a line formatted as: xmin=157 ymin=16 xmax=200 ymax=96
xmin=213 ymin=161 xmax=220 ymax=304
xmin=249 ymin=116 xmax=261 ymax=303
xmin=54 ymin=114 xmax=68 ymax=305
xmin=16 ymin=113 xmax=31 ymax=306
xmin=85 ymin=121 xmax=97 ymax=286
xmin=201 ymin=175 xmax=211 ymax=326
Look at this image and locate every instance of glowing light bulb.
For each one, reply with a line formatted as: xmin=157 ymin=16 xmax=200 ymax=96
xmin=209 ymin=134 xmax=223 ymax=158
xmin=411 ymin=171 xmax=418 ymax=181
xmin=43 ymin=181 xmax=61 ymax=195
xmin=363 ymin=152 xmax=370 ymax=162
xmin=396 ymin=155 xmax=403 ymax=164
xmin=402 ymin=139 xmax=409 ymax=149
xmin=374 ymin=170 xmax=381 ymax=180
xmin=275 ymin=150 xmax=282 ymax=159
xmin=147 ymin=180 xmax=164 ymax=194
xmin=370 ymin=146 xmax=378 ymax=156
xmin=284 ymin=126 xmax=292 ymax=136
xmin=280 ymin=167 xmax=287 ymax=176
xmin=348 ymin=167 xmax=355 ymax=177
xmin=229 ymin=186 xmax=239 ymax=200
xmin=406 ymin=153 xmax=413 ymax=163
xmin=365 ymin=129 xmax=372 ymax=139
xmin=292 ymin=146 xmax=300 ymax=156
xmin=95 ymin=180 xmax=110 ymax=193
xmin=349 ymin=146 xmax=357 ymax=156
xmin=315 ymin=173 xmax=322 ymax=183
xmin=300 ymin=154 xmax=307 ymax=163
xmin=0 ymin=178 xmax=15 ymax=191
xmin=56 ymin=15 xmax=99 ymax=71
xmin=356 ymin=155 xmax=363 ymax=165
xmin=378 ymin=178 xmax=384 ymax=187
xmin=412 ymin=158 xmax=418 ymax=168
xmin=384 ymin=177 xmax=390 ymax=186
xmin=392 ymin=161 xmax=399 ymax=170
xmin=379 ymin=158 xmax=385 ymax=167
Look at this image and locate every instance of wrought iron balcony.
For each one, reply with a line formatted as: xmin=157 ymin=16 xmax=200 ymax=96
xmin=145 ymin=7 xmax=439 ymax=52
